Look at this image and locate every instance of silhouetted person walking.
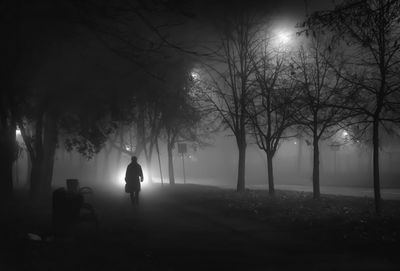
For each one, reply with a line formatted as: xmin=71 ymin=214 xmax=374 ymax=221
xmin=125 ymin=156 xmax=143 ymax=205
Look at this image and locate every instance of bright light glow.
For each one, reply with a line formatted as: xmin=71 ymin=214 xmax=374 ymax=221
xmin=276 ymin=30 xmax=291 ymax=44
xmin=271 ymin=26 xmax=294 ymax=50
xmin=342 ymin=130 xmax=349 ymax=137
xmin=16 ymin=128 xmax=21 ymax=136
xmin=116 ymin=169 xmax=126 ymax=188
xmin=115 ymin=167 xmax=149 ymax=189
xmin=191 ymin=71 xmax=200 ymax=80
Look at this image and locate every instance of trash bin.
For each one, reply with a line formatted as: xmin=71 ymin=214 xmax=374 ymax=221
xmin=52 ymin=179 xmax=83 ymax=233
xmin=66 ymin=179 xmax=79 ymax=193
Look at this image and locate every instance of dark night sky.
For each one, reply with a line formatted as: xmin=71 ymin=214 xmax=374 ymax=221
xmin=14 ymin=0 xmax=337 ymax=97
xmin=189 ymin=0 xmax=335 ymax=21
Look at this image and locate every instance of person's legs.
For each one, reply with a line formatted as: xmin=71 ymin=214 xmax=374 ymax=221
xmin=130 ymin=192 xmax=135 ymax=205
xmin=134 ymin=191 xmax=139 ymax=204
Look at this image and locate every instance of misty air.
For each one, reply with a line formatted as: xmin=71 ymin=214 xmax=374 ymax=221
xmin=1 ymin=1 xmax=400 ymax=270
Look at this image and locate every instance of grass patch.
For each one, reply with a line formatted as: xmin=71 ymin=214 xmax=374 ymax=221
xmin=164 ymin=185 xmax=400 ymax=245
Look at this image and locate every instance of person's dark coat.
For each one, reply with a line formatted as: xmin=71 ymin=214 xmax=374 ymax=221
xmin=125 ymin=161 xmax=143 ymax=192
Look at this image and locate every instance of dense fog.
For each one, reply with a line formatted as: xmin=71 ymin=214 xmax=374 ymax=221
xmin=13 ymin=130 xmax=400 ymax=192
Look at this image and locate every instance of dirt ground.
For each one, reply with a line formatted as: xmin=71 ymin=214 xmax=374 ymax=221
xmin=1 ymin=184 xmax=400 ymax=271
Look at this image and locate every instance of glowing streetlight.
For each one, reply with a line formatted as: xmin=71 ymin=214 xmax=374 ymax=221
xmin=191 ymin=71 xmax=200 ymax=80
xmin=271 ymin=26 xmax=295 ymax=50
xmin=276 ymin=30 xmax=291 ymax=45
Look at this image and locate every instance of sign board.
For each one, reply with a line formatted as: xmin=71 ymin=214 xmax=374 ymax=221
xmin=178 ymin=143 xmax=187 ymax=154
xmin=330 ymin=144 xmax=340 ymax=151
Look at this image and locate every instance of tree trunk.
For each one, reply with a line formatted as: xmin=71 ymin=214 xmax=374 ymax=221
xmin=0 ymin=125 xmax=16 ymax=201
xmin=312 ymin=135 xmax=320 ymax=199
xmin=116 ymin=129 xmax=124 ymax=184
xmin=155 ymin=138 xmax=164 ymax=185
xmin=372 ymin=118 xmax=381 ymax=214
xmin=236 ymin=138 xmax=246 ymax=192
xmin=266 ymin=152 xmax=274 ymax=196
xmin=26 ymin=150 xmax=32 ymax=188
xmin=30 ymin=157 xmax=43 ymax=199
xmin=297 ymin=137 xmax=303 ymax=173
xmin=94 ymin=152 xmax=100 ymax=182
xmin=29 ymin=111 xmax=44 ymax=199
xmin=146 ymin=156 xmax=153 ymax=183
xmin=41 ymin=114 xmax=58 ymax=196
xmin=167 ymin=142 xmax=175 ymax=185
xmin=145 ymin=139 xmax=155 ymax=184
xmin=102 ymin=144 xmax=112 ymax=184
xmin=0 ymin=0 xmax=22 ymax=201
xmin=30 ymin=113 xmax=58 ymax=200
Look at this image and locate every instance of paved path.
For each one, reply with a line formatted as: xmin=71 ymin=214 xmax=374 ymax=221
xmin=83 ymin=185 xmax=399 ymax=271
xmin=151 ymin=178 xmax=400 ymax=200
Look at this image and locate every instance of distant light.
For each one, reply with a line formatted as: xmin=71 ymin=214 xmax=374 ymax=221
xmin=191 ymin=71 xmax=200 ymax=80
xmin=276 ymin=30 xmax=291 ymax=44
xmin=115 ymin=167 xmax=149 ymax=189
xmin=342 ymin=130 xmax=349 ymax=138
xmin=116 ymin=168 xmax=126 ymax=188
xmin=271 ymin=26 xmax=294 ymax=50
xmin=16 ymin=128 xmax=21 ymax=136
xmin=294 ymin=141 xmax=297 ymax=145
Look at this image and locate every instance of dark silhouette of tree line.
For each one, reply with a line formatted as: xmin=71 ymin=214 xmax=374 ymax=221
xmin=0 ymin=0 xmax=203 ymax=201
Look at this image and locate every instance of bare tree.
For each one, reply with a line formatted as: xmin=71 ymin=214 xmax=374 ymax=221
xmin=201 ymin=11 xmax=261 ymax=191
xmin=248 ymin=48 xmax=299 ymax=195
xmin=291 ymin=34 xmax=350 ymax=199
xmin=109 ymin=85 xmax=165 ymax=184
xmin=306 ymin=0 xmax=400 ymax=212
xmin=161 ymin=82 xmax=201 ymax=185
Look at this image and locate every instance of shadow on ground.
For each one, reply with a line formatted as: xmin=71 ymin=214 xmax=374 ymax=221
xmin=1 ymin=184 xmax=400 ymax=270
